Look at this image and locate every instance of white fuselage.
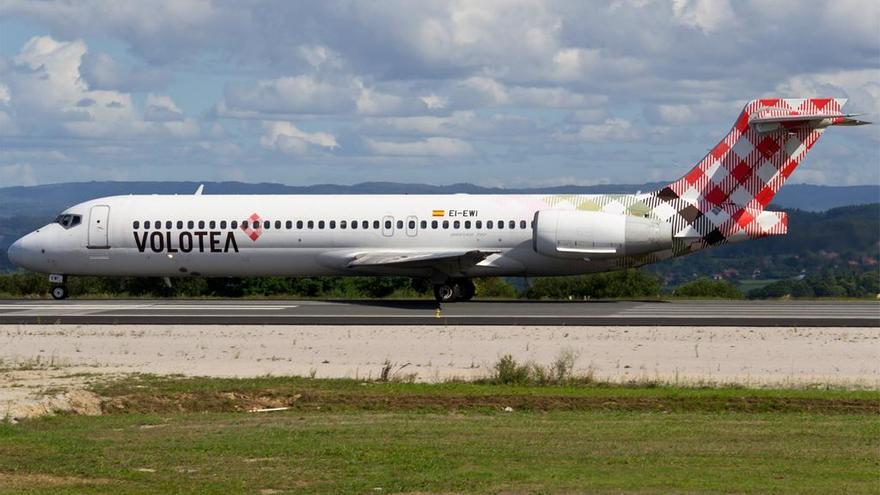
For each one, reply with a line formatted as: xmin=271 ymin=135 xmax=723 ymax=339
xmin=9 ymin=194 xmax=650 ymax=279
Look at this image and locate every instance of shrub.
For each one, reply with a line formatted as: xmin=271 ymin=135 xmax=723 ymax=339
xmin=672 ymin=278 xmax=743 ymax=299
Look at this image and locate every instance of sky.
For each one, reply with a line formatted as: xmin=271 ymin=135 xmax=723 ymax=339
xmin=0 ymin=0 xmax=878 ymax=188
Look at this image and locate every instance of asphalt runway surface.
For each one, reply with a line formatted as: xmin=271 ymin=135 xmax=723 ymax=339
xmin=0 ymin=299 xmax=876 ymax=326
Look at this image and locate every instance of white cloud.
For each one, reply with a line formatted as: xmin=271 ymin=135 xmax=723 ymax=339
xmin=366 ymin=137 xmax=474 ymax=156
xmin=80 ymin=52 xmax=170 ymax=91
xmin=0 ymin=163 xmax=38 ymax=186
xmin=558 ymin=118 xmax=642 ymax=143
xmin=671 ymin=0 xmax=735 ymax=34
xmin=0 ymin=35 xmax=198 ymax=139
xmin=260 ymin=121 xmax=339 ymax=155
xmin=144 ymin=94 xmax=184 ymax=122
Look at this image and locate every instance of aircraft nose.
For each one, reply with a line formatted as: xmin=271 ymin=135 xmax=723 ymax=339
xmin=7 ymin=238 xmax=24 ymax=268
xmin=6 ymin=233 xmax=47 ymax=272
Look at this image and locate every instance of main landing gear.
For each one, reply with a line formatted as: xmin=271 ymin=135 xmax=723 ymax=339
xmin=49 ymin=274 xmax=68 ymax=300
xmin=433 ymin=278 xmax=475 ymax=303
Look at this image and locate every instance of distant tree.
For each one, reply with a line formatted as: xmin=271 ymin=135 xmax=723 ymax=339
xmin=672 ymin=278 xmax=743 ymax=299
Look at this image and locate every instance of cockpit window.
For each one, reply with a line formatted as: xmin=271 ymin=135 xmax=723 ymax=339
xmin=54 ymin=214 xmax=82 ymax=229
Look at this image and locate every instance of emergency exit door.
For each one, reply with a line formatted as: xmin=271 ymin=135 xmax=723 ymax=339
xmin=88 ymin=205 xmax=110 ymax=248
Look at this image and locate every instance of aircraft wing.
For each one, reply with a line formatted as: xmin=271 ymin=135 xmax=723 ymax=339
xmin=347 ymin=249 xmax=500 ymax=270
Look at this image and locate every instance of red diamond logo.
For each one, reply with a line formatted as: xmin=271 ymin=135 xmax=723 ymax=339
xmin=241 ymin=212 xmax=263 ymax=242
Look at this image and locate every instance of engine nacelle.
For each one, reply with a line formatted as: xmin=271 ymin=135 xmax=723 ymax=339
xmin=533 ymin=210 xmax=672 ymax=259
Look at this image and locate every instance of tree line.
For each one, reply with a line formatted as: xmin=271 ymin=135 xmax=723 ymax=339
xmin=0 ymin=268 xmax=876 ymax=299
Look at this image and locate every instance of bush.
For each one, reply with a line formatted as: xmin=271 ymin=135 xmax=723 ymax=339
xmin=474 ymin=277 xmax=518 ymax=299
xmin=524 ymin=269 xmax=662 ymax=299
xmin=747 ymin=269 xmax=879 ymax=299
xmin=487 ymin=350 xmax=589 ymax=386
xmin=672 ymin=278 xmax=743 ymax=299
xmin=493 ymin=354 xmax=531 ymax=385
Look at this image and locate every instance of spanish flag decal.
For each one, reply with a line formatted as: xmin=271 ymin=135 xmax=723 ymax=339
xmin=432 ymin=209 xmax=445 ymax=217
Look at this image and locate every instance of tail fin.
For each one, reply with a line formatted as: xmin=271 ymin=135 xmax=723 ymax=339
xmin=648 ymin=98 xmax=867 ymax=247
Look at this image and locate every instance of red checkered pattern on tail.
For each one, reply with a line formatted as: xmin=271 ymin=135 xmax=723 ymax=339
xmin=650 ymin=98 xmax=845 ymax=247
xmin=240 ymin=212 xmax=263 ymax=242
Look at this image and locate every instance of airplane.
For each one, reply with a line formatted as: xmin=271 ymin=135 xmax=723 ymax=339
xmin=6 ymin=97 xmax=868 ymax=301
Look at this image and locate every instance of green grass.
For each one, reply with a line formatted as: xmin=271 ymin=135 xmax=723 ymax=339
xmin=1 ymin=376 xmax=878 ymax=494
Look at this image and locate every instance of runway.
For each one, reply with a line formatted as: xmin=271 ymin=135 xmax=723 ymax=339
xmin=0 ymin=299 xmax=876 ymax=326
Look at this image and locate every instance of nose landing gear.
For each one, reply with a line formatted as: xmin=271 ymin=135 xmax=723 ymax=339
xmin=432 ymin=278 xmax=475 ymax=302
xmin=48 ymin=274 xmax=68 ymax=300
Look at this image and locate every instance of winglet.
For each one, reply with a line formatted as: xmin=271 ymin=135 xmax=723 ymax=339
xmin=194 ymin=184 xmax=204 ymax=195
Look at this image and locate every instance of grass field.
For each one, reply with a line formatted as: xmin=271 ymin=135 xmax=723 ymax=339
xmin=1 ymin=375 xmax=878 ymax=494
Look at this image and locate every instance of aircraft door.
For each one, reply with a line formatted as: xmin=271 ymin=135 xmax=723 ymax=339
xmin=382 ymin=215 xmax=394 ymax=237
xmin=405 ymin=215 xmax=418 ymax=237
xmin=87 ymin=205 xmax=110 ymax=248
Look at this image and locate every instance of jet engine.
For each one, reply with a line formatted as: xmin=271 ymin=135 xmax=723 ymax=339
xmin=533 ymin=210 xmax=672 ymax=259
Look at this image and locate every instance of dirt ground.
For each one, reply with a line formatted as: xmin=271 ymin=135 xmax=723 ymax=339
xmin=1 ymin=324 xmax=877 ymax=419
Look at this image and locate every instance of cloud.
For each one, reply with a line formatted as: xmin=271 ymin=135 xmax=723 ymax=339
xmin=144 ymin=94 xmax=184 ymax=122
xmin=366 ymin=137 xmax=474 ymax=156
xmin=260 ymin=121 xmax=339 ymax=155
xmin=557 ymin=118 xmax=642 ymax=143
xmin=0 ymin=2 xmax=877 ymax=186
xmin=80 ymin=52 xmax=170 ymax=91
xmin=0 ymin=35 xmax=198 ymax=139
xmin=0 ymin=163 xmax=38 ymax=186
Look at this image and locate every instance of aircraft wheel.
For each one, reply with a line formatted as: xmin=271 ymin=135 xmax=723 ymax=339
xmin=433 ymin=283 xmax=458 ymax=303
xmin=457 ymin=279 xmax=476 ymax=301
xmin=51 ymin=285 xmax=68 ymax=300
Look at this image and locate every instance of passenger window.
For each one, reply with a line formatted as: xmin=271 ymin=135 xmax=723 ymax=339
xmin=209 ymin=221 xmax=216 ymax=229
xmin=476 ymin=220 xmax=482 ymax=229
xmin=396 ymin=220 xmax=403 ymax=229
xmin=154 ymin=221 xmax=161 ymax=229
xmin=487 ymin=220 xmax=493 ymax=229
xmin=340 ymin=220 xmax=347 ymax=229
xmin=263 ymin=221 xmax=270 ymax=229
xmin=498 ymin=221 xmax=504 ymax=229
xmin=274 ymin=220 xmax=280 ymax=229
xmin=165 ymin=221 xmax=172 ymax=229
xmin=329 ymin=221 xmax=336 ymax=229
xmin=188 ymin=221 xmax=195 ymax=229
xmin=385 ymin=220 xmax=392 ymax=229
xmin=431 ymin=220 xmax=438 ymax=229
xmin=464 ymin=220 xmax=471 ymax=229
xmin=297 ymin=220 xmax=303 ymax=229
xmin=453 ymin=220 xmax=460 ymax=229
xmin=520 ymin=220 xmax=527 ymax=229
xmin=351 ymin=221 xmax=357 ymax=230
xmin=253 ymin=221 xmax=260 ymax=229
xmin=307 ymin=221 xmax=314 ymax=229
xmin=220 ymin=221 xmax=227 ymax=229
xmin=231 ymin=220 xmax=238 ymax=229
xmin=143 ymin=220 xmax=150 ymax=230
xmin=509 ymin=220 xmax=515 ymax=229
xmin=408 ymin=220 xmax=416 ymax=229
xmin=420 ymin=220 xmax=427 ymax=229
xmin=442 ymin=220 xmax=449 ymax=229
xmin=285 ymin=220 xmax=292 ymax=229
xmin=133 ymin=221 xmax=140 ymax=229
xmin=177 ymin=221 xmax=184 ymax=229
xmin=372 ymin=220 xmax=379 ymax=229
xmin=318 ymin=220 xmax=325 ymax=229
